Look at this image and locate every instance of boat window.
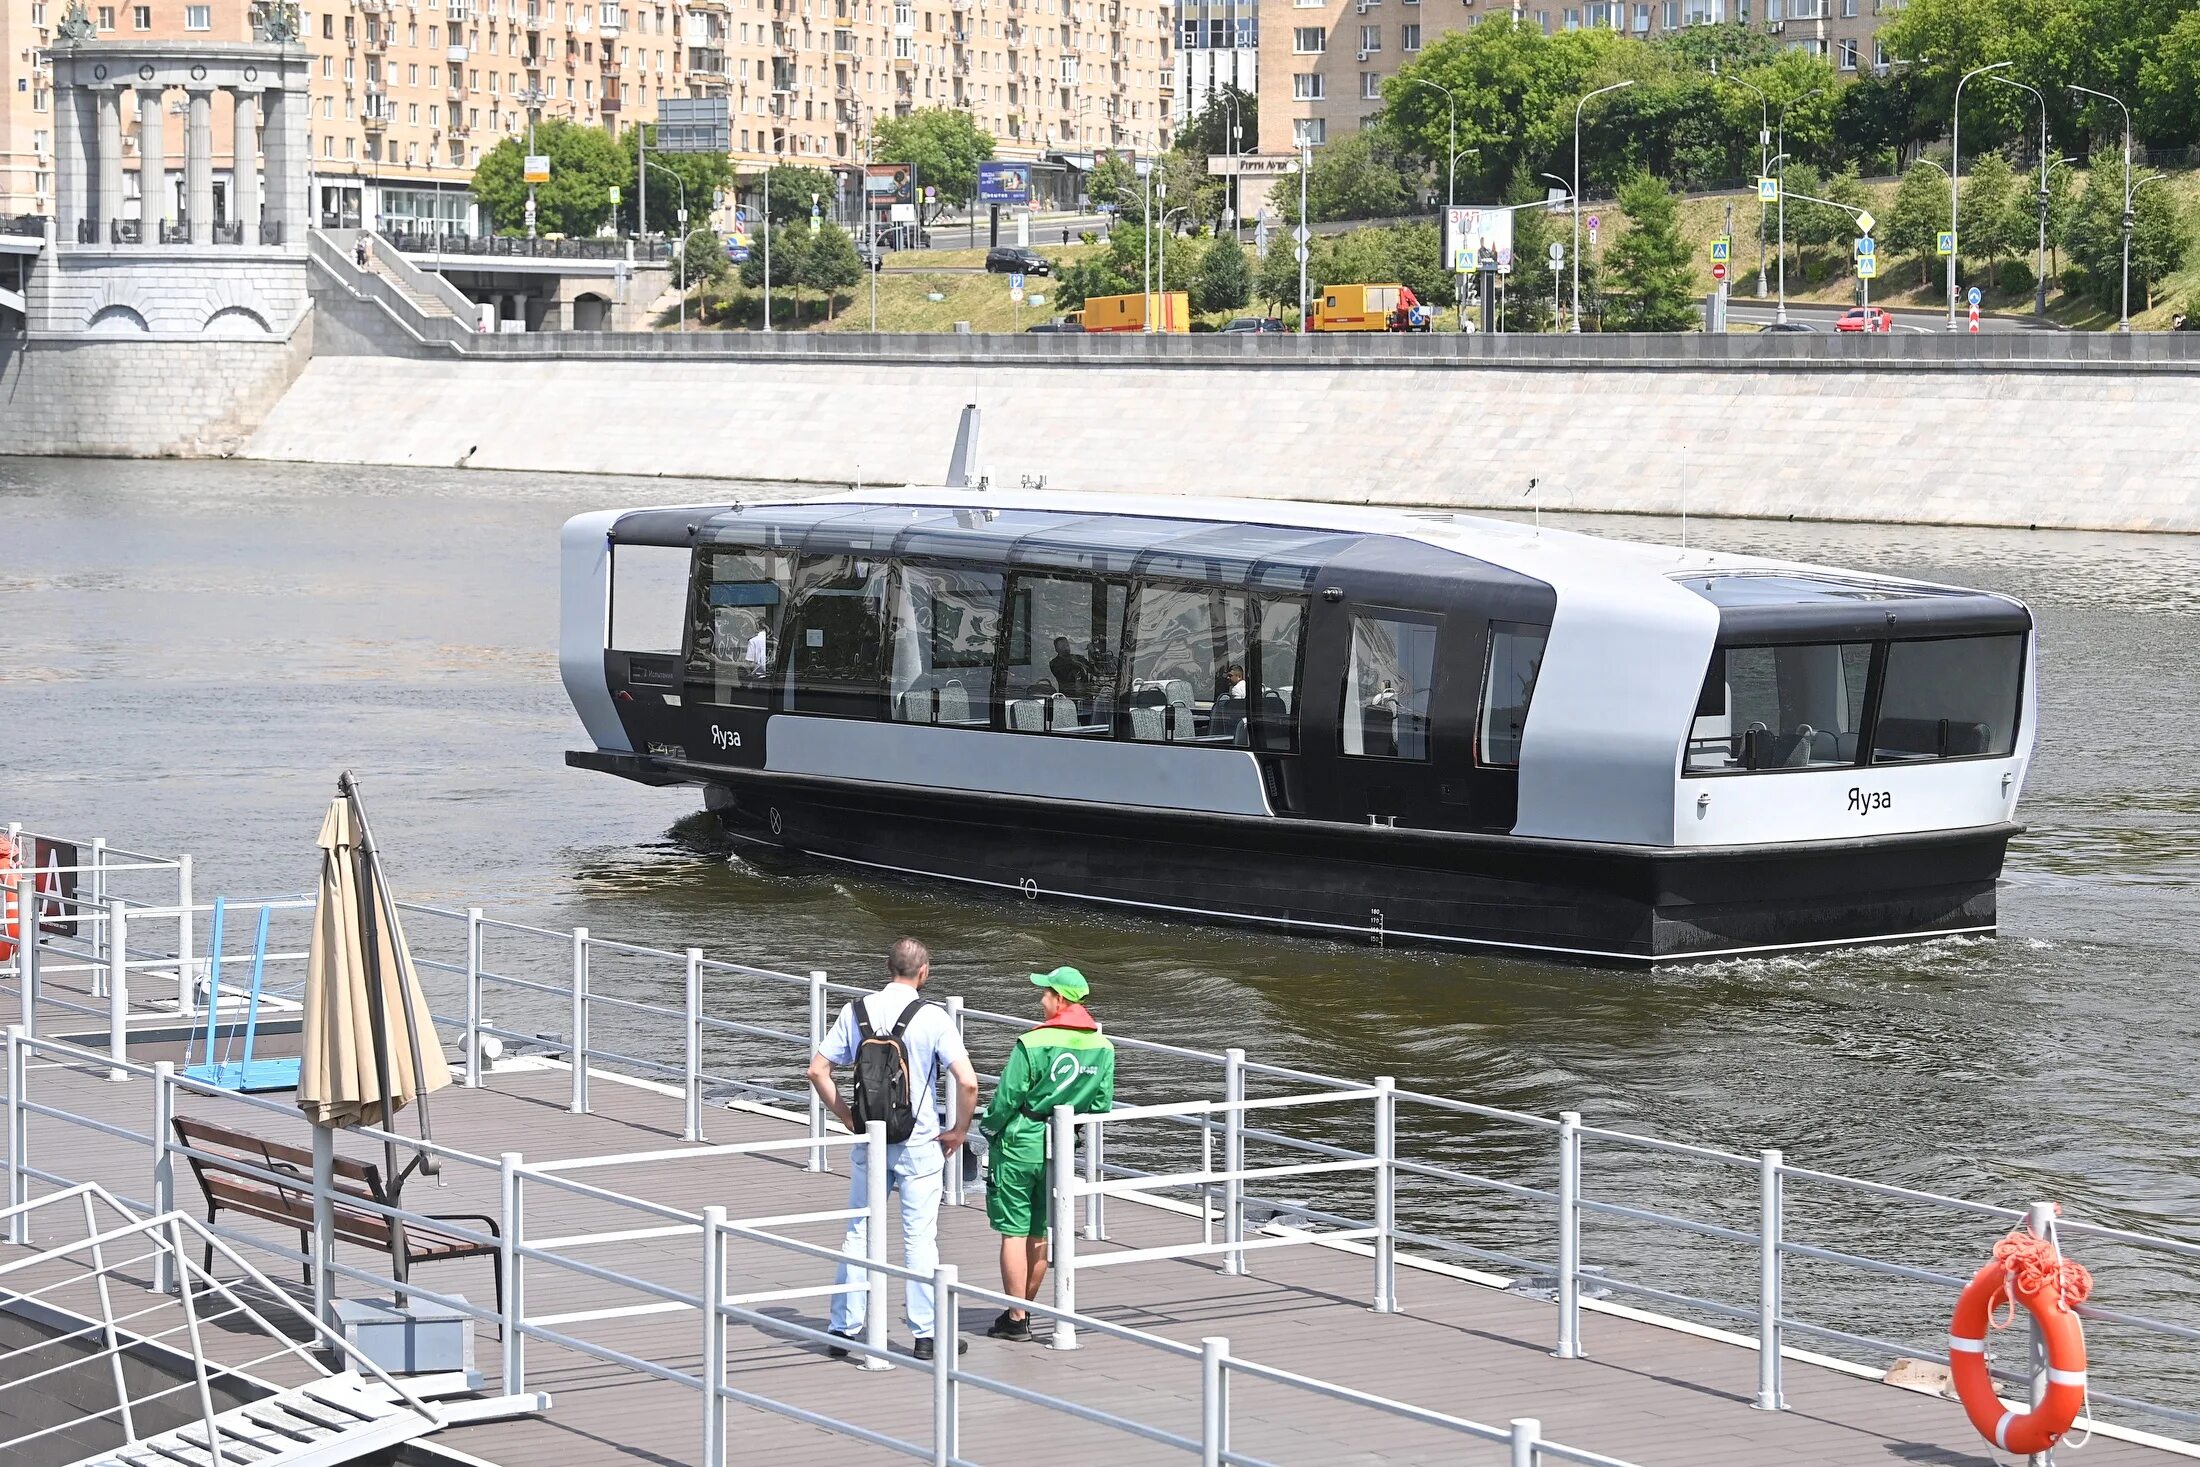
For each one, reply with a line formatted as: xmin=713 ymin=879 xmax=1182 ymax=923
xmin=1872 ymin=634 xmax=2024 ymax=763
xmin=686 ymin=549 xmax=794 ymax=706
xmin=611 ymin=545 xmax=693 ymax=655
xmin=782 ymin=555 xmax=891 ymax=718
xmin=889 ymin=564 xmax=1004 ymax=728
xmin=1343 ymin=612 xmax=1437 ymax=761
xmin=1003 ymin=573 xmax=1125 ymax=736
xmin=1253 ymin=597 xmax=1306 ymax=752
xmin=1477 ymin=622 xmax=1548 ymax=768
xmin=1685 ymin=642 xmax=1873 ymax=774
xmin=1125 ymin=582 xmax=1251 ymax=745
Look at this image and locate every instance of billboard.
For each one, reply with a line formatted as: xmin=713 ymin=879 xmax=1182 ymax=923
xmin=977 ymin=161 xmax=1033 ymax=206
xmin=864 ymin=161 xmax=917 ymax=207
xmin=1444 ymin=206 xmax=1515 ymax=275
xmin=656 ymin=96 xmax=730 ymax=154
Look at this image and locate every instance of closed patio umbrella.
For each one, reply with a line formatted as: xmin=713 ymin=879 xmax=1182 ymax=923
xmin=300 ymin=774 xmax=448 ymax=1150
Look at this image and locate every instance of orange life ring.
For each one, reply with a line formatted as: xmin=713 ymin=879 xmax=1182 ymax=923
xmin=1948 ymin=1227 xmax=2091 ymax=1455
xmin=0 ymin=839 xmax=17 ymax=962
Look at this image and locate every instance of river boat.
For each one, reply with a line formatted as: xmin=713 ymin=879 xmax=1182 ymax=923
xmin=560 ymin=486 xmax=2035 ymax=964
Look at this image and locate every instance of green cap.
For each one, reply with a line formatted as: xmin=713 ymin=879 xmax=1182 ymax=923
xmin=1030 ymin=965 xmax=1090 ymax=1002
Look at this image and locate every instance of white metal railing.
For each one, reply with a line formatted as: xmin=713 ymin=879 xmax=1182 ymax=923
xmin=0 ymin=1031 xmax=1634 ymax=1467
xmin=8 ymin=821 xmax=2200 ymax=1450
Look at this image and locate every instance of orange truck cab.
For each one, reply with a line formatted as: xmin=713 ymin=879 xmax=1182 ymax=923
xmin=1310 ymin=283 xmax=1419 ymax=331
xmin=1081 ymin=291 xmax=1191 ymax=333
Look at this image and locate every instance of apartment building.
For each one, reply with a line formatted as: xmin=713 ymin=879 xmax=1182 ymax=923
xmin=1171 ymin=0 xmax=1251 ymax=127
xmin=1 ymin=0 xmax=53 ymax=219
xmin=1260 ymin=0 xmax=1895 ymax=155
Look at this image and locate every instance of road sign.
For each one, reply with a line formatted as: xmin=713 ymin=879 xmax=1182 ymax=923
xmin=523 ymin=154 xmax=551 ymax=184
xmin=1967 ymin=286 xmax=1982 ymax=308
xmin=1968 ymin=307 xmax=1981 ymax=334
xmin=1856 ymin=254 xmax=1878 ymax=280
xmin=1712 ymin=262 xmax=1728 ymax=282
xmin=1587 ymin=214 xmax=1600 ymax=232
xmin=1758 ymin=177 xmax=1778 ymax=203
xmin=1293 ymin=243 xmax=1310 ymax=265
xmin=1291 ymin=224 xmax=1311 ymax=244
xmin=1710 ymin=237 xmax=1730 ymax=263
xmin=1937 ymin=230 xmax=1956 ymax=257
xmin=657 ymin=96 xmax=731 ymax=154
xmin=1548 ymin=241 xmax=1564 ymax=265
xmin=1855 ymin=235 xmax=1875 ymax=256
xmin=1009 ymin=272 xmax=1025 ymax=290
xmin=1010 ymin=285 xmax=1024 ymax=304
xmin=609 ymin=185 xmax=621 ymax=206
xmin=1855 ymin=209 xmax=1875 ymax=236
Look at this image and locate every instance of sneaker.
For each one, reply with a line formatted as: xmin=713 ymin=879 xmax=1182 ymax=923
xmin=825 ymin=1329 xmax=862 ymax=1360
xmin=985 ymin=1310 xmax=1033 ymax=1341
xmin=911 ymin=1336 xmax=968 ymax=1361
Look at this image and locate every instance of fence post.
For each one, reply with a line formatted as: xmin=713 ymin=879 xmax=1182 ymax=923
xmin=943 ymin=995 xmax=965 ymax=1207
xmin=500 ymin=1152 xmax=525 ymax=1395
xmin=88 ymin=839 xmax=107 ymax=970
xmin=701 ymin=1205 xmax=727 ymax=1467
xmin=1200 ymin=1337 xmax=1230 ymax=1467
xmin=312 ymin=1122 xmax=338 ymax=1331
xmin=1050 ymin=1104 xmax=1079 ymax=1350
xmin=684 ymin=949 xmax=705 ymax=1143
xmin=2025 ymin=1199 xmax=2055 ymax=1438
xmin=1373 ymin=1075 xmax=1397 ymax=1314
xmin=861 ymin=1120 xmax=891 ymax=1371
xmin=151 ymin=1062 xmax=175 ymax=1293
xmin=1554 ymin=1110 xmax=1582 ymax=1360
xmin=463 ymin=908 xmax=485 ymax=1088
xmin=5 ymin=1025 xmax=25 ymax=1245
xmin=1083 ymin=1116 xmax=1104 ymax=1241
xmin=1509 ymin=1416 xmax=1543 ymax=1467
xmin=175 ymin=856 xmax=194 ymax=1021
xmin=1754 ymin=1147 xmax=1786 ymax=1411
xmin=932 ymin=1264 xmax=959 ymax=1466
xmin=807 ymin=972 xmax=829 ymax=1173
xmin=1222 ymin=1047 xmax=1246 ymax=1277
xmin=16 ymin=873 xmax=38 ymax=1038
xmin=568 ymin=928 xmax=590 ymax=1114
xmin=106 ymin=900 xmax=129 ymax=1082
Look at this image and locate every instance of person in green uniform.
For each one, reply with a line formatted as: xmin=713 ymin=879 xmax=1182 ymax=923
xmin=979 ymin=965 xmax=1115 ymax=1341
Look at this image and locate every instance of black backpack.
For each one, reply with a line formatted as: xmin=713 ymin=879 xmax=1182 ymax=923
xmin=850 ymin=1000 xmax=931 ymax=1144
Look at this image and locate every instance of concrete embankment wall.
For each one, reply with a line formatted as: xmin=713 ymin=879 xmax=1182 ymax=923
xmin=0 ymin=324 xmax=312 ymax=458
xmin=246 ymin=342 xmax=2200 ymax=533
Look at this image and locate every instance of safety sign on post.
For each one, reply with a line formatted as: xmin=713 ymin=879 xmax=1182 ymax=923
xmin=1548 ymin=241 xmax=1564 ymax=266
xmin=1855 ymin=210 xmax=1876 ymax=236
xmin=1938 ymin=230 xmax=1957 ymax=257
xmin=1712 ymin=262 xmax=1728 ymax=283
xmin=1587 ymin=214 xmax=1600 ymax=246
xmin=1758 ymin=177 xmax=1778 ymax=202
xmin=1969 ymin=307 xmax=1981 ymax=333
xmin=1710 ymin=237 xmax=1731 ymax=264
xmin=1008 ymin=272 xmax=1025 ymax=291
xmin=1968 ymin=286 xmax=1983 ymax=308
xmin=1857 ymin=254 xmax=1878 ymax=280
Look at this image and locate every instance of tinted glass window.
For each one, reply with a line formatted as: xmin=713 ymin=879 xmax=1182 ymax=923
xmin=1873 ymin=634 xmax=2023 ymax=762
xmin=783 ymin=555 xmax=890 ymax=716
xmin=1004 ymin=574 xmax=1125 ymax=736
xmin=889 ymin=563 xmax=1004 ymax=727
xmin=1686 ymin=642 xmax=1872 ymax=773
xmin=1253 ymin=598 xmax=1306 ymax=752
xmin=686 ymin=548 xmax=793 ymax=707
xmin=1344 ymin=613 xmax=1437 ymax=760
xmin=1477 ymin=622 xmax=1548 ymax=768
xmin=1125 ymin=583 xmax=1250 ymax=744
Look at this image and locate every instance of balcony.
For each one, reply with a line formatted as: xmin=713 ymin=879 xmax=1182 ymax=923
xmin=447 ymin=43 xmax=469 ymax=61
xmin=524 ymin=9 xmax=546 ymax=29
xmin=363 ymin=103 xmax=392 ymax=131
xmin=448 ymin=80 xmax=466 ymax=99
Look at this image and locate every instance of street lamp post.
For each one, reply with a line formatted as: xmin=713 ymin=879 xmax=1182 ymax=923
xmin=1298 ymin=137 xmax=1312 ymax=335
xmin=1985 ymin=73 xmax=2051 ymax=317
xmin=2070 ymin=83 xmax=2134 ymax=333
xmin=1770 ymin=87 xmax=1823 ymax=324
xmin=1158 ymin=205 xmax=1187 ymax=327
xmin=1712 ymin=62 xmax=1770 ymax=298
xmin=1538 ymin=172 xmax=1571 ymax=332
xmin=1407 ymin=78 xmax=1459 ymax=214
xmin=1949 ymin=60 xmax=2013 ymax=331
xmin=1572 ymin=80 xmax=1635 ymax=333
xmin=644 ymin=157 xmax=687 ymax=329
xmin=1221 ymin=90 xmax=1245 ymax=243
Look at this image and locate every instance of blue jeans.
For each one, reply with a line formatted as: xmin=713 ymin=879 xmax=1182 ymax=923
xmin=830 ymin=1140 xmax=944 ymax=1339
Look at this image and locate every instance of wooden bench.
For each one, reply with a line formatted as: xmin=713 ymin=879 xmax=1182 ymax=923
xmin=171 ymin=1116 xmax=502 ymax=1311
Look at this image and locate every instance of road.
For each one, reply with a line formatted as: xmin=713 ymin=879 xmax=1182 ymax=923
xmin=1722 ymin=298 xmax=2058 ymax=335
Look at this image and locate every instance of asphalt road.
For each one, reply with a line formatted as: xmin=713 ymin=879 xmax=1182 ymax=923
xmin=1723 ymin=298 xmax=2056 ymax=335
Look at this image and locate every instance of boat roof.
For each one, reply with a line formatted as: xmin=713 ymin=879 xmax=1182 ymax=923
xmin=607 ymin=487 xmax=2029 ymax=633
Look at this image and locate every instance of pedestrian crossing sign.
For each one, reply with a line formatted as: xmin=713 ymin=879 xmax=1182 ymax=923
xmin=1857 ymin=254 xmax=1878 ymax=280
xmin=1938 ymin=230 xmax=1956 ymax=257
xmin=1758 ymin=177 xmax=1778 ymax=202
xmin=1710 ymin=237 xmax=1731 ymax=263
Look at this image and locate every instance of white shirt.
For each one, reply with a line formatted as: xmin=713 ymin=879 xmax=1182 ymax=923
xmin=820 ymin=983 xmax=970 ymax=1151
xmin=745 ymin=629 xmax=768 ymax=676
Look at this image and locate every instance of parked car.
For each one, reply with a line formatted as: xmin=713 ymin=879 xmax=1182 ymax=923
xmin=1761 ymin=321 xmax=1818 ymax=333
xmin=855 ymin=243 xmax=886 ymax=273
xmin=985 ymin=246 xmax=1052 ymax=276
xmin=1834 ymin=306 xmax=1893 ymax=333
xmin=1026 ymin=316 xmax=1085 ymax=333
xmin=1219 ymin=317 xmax=1288 ymax=334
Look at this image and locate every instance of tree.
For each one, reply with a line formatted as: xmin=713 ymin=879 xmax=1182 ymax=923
xmin=1051 ymin=226 xmax=1197 ymax=310
xmin=2137 ymin=9 xmax=2200 ymax=145
xmin=1884 ymin=163 xmax=1949 ymax=287
xmin=798 ymin=223 xmax=864 ymax=321
xmin=873 ymin=109 xmax=996 ymax=221
xmin=2067 ymin=164 xmax=2193 ymax=312
xmin=1086 ymin=153 xmax=1143 ymax=221
xmin=622 ymin=136 xmax=734 ymax=237
xmin=1255 ymin=232 xmax=1304 ymax=316
xmin=1604 ymin=172 xmax=1696 ymax=331
xmin=739 ymin=225 xmax=809 ymax=317
xmin=1958 ymin=151 xmax=2024 ymax=279
xmin=754 ymin=164 xmax=838 ymax=226
xmin=1177 ymin=85 xmax=1257 ymax=163
xmin=1194 ymin=237 xmax=1252 ymax=315
xmin=471 ymin=119 xmax=626 ymax=237
xmin=1505 ymin=195 xmax=1562 ymax=331
xmin=1297 ymin=130 xmax=1416 ymax=224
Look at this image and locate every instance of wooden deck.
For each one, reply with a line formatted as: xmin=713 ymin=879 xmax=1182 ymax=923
xmin=5 ymin=1023 xmax=2185 ymax=1467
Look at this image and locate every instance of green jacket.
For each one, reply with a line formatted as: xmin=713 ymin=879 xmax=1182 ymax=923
xmin=980 ymin=1015 xmax=1115 ymax=1166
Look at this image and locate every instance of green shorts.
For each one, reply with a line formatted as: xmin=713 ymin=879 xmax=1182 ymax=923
xmin=986 ymin=1154 xmax=1050 ymax=1238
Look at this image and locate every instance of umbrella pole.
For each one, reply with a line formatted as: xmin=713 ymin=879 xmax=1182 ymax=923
xmin=338 ymin=772 xmax=440 ymax=1191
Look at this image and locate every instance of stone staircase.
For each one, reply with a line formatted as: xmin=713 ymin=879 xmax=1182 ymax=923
xmin=364 ymin=247 xmax=468 ymax=326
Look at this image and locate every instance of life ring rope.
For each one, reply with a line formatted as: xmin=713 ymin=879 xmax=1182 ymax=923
xmin=1948 ymin=1210 xmax=2094 ymax=1456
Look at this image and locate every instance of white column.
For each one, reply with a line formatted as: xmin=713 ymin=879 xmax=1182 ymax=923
xmin=97 ymin=87 xmax=126 ymax=242
xmin=185 ymin=88 xmax=214 ymax=244
xmin=54 ymin=77 xmax=89 ymax=240
xmin=230 ymin=89 xmax=261 ymax=241
xmin=137 ymin=88 xmax=167 ymax=246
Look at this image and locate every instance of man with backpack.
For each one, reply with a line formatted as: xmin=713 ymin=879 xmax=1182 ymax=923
xmin=806 ymin=937 xmax=979 ymax=1362
xmin=978 ymin=966 xmax=1115 ymax=1341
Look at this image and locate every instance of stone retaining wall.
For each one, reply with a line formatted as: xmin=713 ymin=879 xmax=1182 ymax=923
xmin=0 ymin=324 xmax=312 ymax=457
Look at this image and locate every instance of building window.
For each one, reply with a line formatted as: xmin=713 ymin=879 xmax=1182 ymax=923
xmin=96 ymin=4 xmax=114 ymax=27
xmin=1292 ymin=117 xmax=1325 ymax=145
xmin=1291 ymin=24 xmax=1323 ymax=50
xmin=1839 ymin=37 xmax=1857 ymax=68
xmin=1478 ymin=623 xmax=1548 ymax=768
xmin=1292 ymin=72 xmax=1322 ymax=99
xmin=1359 ymin=23 xmax=1379 ymax=50
xmin=1633 ymin=3 xmax=1649 ymax=29
xmin=1360 ymin=71 xmax=1380 ymax=99
xmin=1344 ymin=613 xmax=1437 ymax=761
xmin=132 ymin=4 xmax=150 ymax=26
xmin=1400 ymin=22 xmax=1420 ymax=48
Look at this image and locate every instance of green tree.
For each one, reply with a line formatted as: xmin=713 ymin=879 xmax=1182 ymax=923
xmin=738 ymin=225 xmax=809 ymax=318
xmin=752 ymin=164 xmax=838 ymax=226
xmin=1291 ymin=130 xmax=1416 ymax=224
xmin=1825 ymin=166 xmax=1876 ymax=280
xmin=471 ymin=119 xmax=626 ymax=237
xmin=1086 ymin=153 xmax=1143 ymax=221
xmin=873 ymin=108 xmax=996 ymax=220
xmin=1051 ymin=226 xmax=1197 ymax=310
xmin=798 ymin=223 xmax=864 ymax=320
xmin=1193 ymin=237 xmax=1253 ymax=314
xmin=2067 ymin=165 xmax=2193 ymax=313
xmin=1176 ymin=84 xmax=1257 ymax=162
xmin=1958 ymin=151 xmax=2024 ymax=279
xmin=2137 ymin=9 xmax=2200 ymax=144
xmin=621 ymin=135 xmax=734 ymax=237
xmin=1604 ymin=171 xmax=1696 ymax=332
xmin=1884 ymin=163 xmax=1950 ymax=287
xmin=1254 ymin=234 xmax=1304 ymax=316
xmin=1505 ymin=196 xmax=1561 ymax=332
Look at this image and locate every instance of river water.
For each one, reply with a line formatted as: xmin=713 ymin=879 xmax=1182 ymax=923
xmin=4 ymin=457 xmax=2197 ymax=1413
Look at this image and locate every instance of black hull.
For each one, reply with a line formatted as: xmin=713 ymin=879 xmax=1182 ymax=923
xmin=574 ymin=753 xmax=2011 ymax=966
